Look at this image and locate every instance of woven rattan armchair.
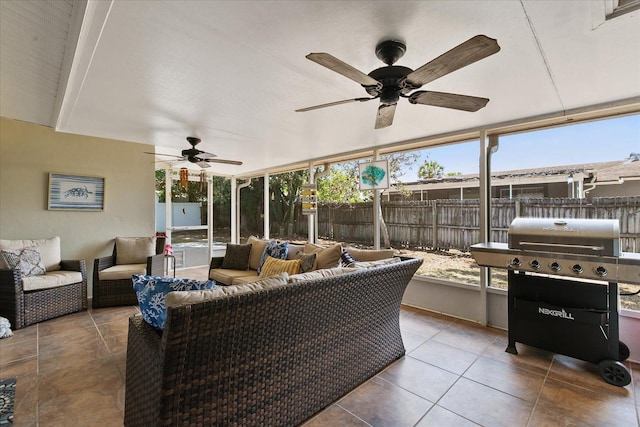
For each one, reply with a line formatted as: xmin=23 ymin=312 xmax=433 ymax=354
xmin=0 ymin=237 xmax=87 ymax=330
xmin=92 ymin=237 xmax=165 ymax=308
xmin=124 ymin=257 xmax=422 ymax=426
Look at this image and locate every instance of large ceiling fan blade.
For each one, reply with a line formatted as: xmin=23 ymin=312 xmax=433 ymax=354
xmin=196 ymin=151 xmax=217 ymax=159
xmin=409 ymin=91 xmax=489 ymax=112
xmin=196 ymin=161 xmax=211 ymax=168
xmin=306 ymin=53 xmax=382 ymax=89
xmin=204 ymin=158 xmax=243 ymax=166
xmin=375 ymin=103 xmax=397 ymax=129
xmin=405 ymin=35 xmax=500 ymax=87
xmin=296 ymin=97 xmax=375 ymax=112
xmin=147 ymin=152 xmax=186 ymax=160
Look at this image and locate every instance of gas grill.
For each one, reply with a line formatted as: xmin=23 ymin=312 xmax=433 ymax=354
xmin=471 ymin=217 xmax=639 ymax=387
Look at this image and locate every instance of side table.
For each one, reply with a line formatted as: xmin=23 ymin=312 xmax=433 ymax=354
xmin=164 ymin=255 xmax=176 ymax=278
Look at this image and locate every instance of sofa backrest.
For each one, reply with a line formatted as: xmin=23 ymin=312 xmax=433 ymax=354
xmin=158 ymin=257 xmax=422 ymax=425
xmin=0 ymin=236 xmax=61 ymax=272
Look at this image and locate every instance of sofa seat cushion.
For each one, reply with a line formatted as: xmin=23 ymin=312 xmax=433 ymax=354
xmin=344 ymin=246 xmax=395 ymax=262
xmin=0 ymin=236 xmax=61 ymax=272
xmin=22 ymin=271 xmax=83 ymax=291
xmin=165 ymin=272 xmax=289 ymax=307
xmin=133 ymin=275 xmax=216 ymax=329
xmin=115 ymin=237 xmax=156 ymax=265
xmin=209 ymin=268 xmax=257 ymax=286
xmin=99 ymin=264 xmax=147 ymax=280
xmin=231 ymin=275 xmax=262 ymax=285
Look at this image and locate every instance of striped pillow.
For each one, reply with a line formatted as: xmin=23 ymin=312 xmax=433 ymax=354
xmin=259 ymin=256 xmax=301 ymax=278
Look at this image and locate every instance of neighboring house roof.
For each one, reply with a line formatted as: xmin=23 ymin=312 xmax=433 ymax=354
xmin=391 ymin=159 xmax=640 ymax=190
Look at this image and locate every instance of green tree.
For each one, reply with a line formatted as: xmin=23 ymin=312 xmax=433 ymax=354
xmin=269 ymin=170 xmax=308 ymax=236
xmin=316 ymin=163 xmax=363 ymax=203
xmin=417 ymin=160 xmax=444 ymax=179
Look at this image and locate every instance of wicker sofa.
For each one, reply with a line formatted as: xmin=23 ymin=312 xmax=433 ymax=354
xmin=124 ymin=256 xmax=422 ymax=426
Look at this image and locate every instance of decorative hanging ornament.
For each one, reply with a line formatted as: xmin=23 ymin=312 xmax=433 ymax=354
xmin=200 ymin=170 xmax=207 ymax=192
xmin=179 ymin=168 xmax=189 ymax=190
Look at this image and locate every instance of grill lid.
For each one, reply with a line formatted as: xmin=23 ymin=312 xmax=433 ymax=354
xmin=508 ymin=217 xmax=620 ymax=256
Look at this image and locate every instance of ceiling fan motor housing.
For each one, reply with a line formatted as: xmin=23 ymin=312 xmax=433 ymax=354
xmin=366 ymin=65 xmax=416 ymax=103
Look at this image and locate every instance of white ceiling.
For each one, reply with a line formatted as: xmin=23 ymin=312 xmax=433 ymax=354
xmin=1 ymin=0 xmax=639 ymax=177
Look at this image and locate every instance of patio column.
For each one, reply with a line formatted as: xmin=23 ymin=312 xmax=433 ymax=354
xmin=373 ymin=149 xmax=381 ymax=250
xmin=230 ymin=177 xmax=237 ymax=244
xmin=207 ymin=174 xmax=213 ymax=258
xmin=264 ymin=172 xmax=269 ymax=239
xmin=479 ymin=131 xmax=499 ymax=327
xmin=165 ymin=168 xmax=172 ymax=244
xmin=308 ymin=163 xmax=314 ymax=243
xmin=236 ymin=178 xmax=252 ymax=243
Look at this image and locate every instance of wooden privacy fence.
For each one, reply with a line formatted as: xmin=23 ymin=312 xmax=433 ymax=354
xmin=293 ymin=197 xmax=640 ymax=252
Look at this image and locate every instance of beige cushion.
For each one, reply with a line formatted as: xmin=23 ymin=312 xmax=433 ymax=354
xmin=348 ymin=257 xmax=401 ymax=269
xmin=288 ymin=266 xmax=353 ymax=284
xmin=286 ymin=243 xmax=305 ymax=260
xmin=303 ymin=242 xmax=342 ymax=270
xmin=99 ymin=264 xmax=147 ymax=280
xmin=22 ymin=270 xmax=83 ymax=291
xmin=209 ymin=268 xmax=257 ymax=285
xmin=166 ymin=272 xmax=290 ymax=307
xmin=247 ymin=236 xmax=269 ymax=271
xmin=0 ymin=236 xmax=61 ymax=272
xmin=344 ymin=246 xmax=395 ymax=262
xmin=115 ymin=237 xmax=156 ymax=265
xmin=232 ymin=275 xmax=263 ymax=285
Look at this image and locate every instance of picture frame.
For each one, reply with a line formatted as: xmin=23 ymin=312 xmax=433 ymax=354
xmin=358 ymin=160 xmax=389 ymax=190
xmin=48 ymin=173 xmax=105 ymax=211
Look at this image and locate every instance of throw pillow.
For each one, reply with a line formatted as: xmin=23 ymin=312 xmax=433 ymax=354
xmin=340 ymin=251 xmax=357 ymax=267
xmin=259 ymin=256 xmax=301 ymax=278
xmin=116 ymin=237 xmax=156 ymax=265
xmin=221 ymin=243 xmax=252 ymax=270
xmin=348 ymin=257 xmax=401 ymax=269
xmin=132 ymin=274 xmax=216 ymax=330
xmin=296 ymin=252 xmax=317 ymax=273
xmin=0 ymin=246 xmax=46 ymax=277
xmin=303 ymin=242 xmax=342 ymax=270
xmin=256 ymin=241 xmax=289 ymax=274
xmin=247 ymin=236 xmax=269 ymax=271
xmin=286 ymin=243 xmax=305 ymax=260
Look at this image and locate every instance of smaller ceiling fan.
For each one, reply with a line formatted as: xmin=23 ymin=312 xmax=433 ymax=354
xmin=296 ymin=35 xmax=500 ymax=129
xmin=147 ymin=137 xmax=242 ymax=168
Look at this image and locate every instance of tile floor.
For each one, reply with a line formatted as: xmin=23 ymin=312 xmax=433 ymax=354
xmin=1 ymin=266 xmax=638 ymax=426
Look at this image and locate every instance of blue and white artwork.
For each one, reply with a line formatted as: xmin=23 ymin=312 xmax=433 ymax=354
xmin=48 ymin=173 xmax=105 ymax=211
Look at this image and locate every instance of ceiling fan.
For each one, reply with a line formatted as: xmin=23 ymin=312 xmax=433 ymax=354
xmin=147 ymin=137 xmax=242 ymax=168
xmin=296 ymin=35 xmax=500 ymax=129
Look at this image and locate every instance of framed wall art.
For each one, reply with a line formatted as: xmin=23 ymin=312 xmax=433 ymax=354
xmin=358 ymin=160 xmax=389 ymax=190
xmin=48 ymin=173 xmax=105 ymax=211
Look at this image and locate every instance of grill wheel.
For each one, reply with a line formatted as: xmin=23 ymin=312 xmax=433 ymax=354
xmin=598 ymin=360 xmax=631 ymax=387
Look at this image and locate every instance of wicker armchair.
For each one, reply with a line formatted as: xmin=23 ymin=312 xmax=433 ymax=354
xmin=0 ymin=237 xmax=87 ymax=330
xmin=92 ymin=237 xmax=165 ymax=308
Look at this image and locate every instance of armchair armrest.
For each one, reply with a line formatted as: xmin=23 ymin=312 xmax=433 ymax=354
xmin=210 ymin=256 xmax=224 ymax=269
xmin=94 ymin=255 xmax=116 ymax=272
xmin=0 ymin=268 xmax=24 ymax=329
xmin=60 ymin=259 xmax=87 ymax=277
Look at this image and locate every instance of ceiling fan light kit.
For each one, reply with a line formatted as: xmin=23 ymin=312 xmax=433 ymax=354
xmin=297 ymin=35 xmax=501 ymax=129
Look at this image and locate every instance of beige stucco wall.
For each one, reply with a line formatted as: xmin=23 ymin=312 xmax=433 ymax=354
xmin=0 ymin=117 xmax=156 ymax=297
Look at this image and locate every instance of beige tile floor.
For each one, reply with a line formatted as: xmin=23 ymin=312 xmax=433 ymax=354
xmin=1 ymin=266 xmax=638 ymax=426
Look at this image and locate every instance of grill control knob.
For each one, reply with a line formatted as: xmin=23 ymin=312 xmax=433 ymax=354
xmin=530 ymin=260 xmax=541 ymax=269
xmin=550 ymin=262 xmax=561 ymax=272
xmin=572 ymin=264 xmax=584 ymax=274
xmin=595 ymin=266 xmax=608 ymax=277
xmin=511 ymin=258 xmax=521 ymax=267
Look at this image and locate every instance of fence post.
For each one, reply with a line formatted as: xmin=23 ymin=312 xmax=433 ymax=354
xmin=432 ymin=201 xmax=438 ymax=249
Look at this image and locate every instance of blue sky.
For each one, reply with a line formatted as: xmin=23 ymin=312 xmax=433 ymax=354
xmin=402 ymin=114 xmax=640 ymax=182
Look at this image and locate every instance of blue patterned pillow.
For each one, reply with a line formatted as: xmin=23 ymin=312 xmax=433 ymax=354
xmin=340 ymin=251 xmax=357 ymax=267
xmin=132 ymin=275 xmax=216 ymax=330
xmin=256 ymin=241 xmax=289 ymax=274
